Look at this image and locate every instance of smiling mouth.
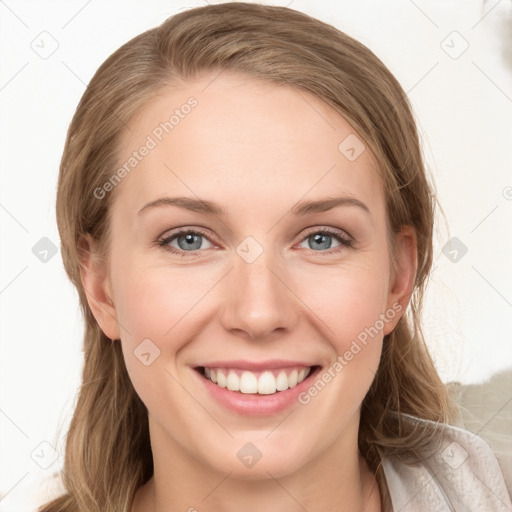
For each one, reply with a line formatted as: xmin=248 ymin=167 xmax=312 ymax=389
xmin=195 ymin=365 xmax=320 ymax=395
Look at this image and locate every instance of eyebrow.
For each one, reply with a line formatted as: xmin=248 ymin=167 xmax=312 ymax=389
xmin=137 ymin=195 xmax=370 ymax=217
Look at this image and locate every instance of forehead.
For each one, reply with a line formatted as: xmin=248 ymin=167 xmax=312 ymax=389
xmin=111 ymin=72 xmax=385 ymax=220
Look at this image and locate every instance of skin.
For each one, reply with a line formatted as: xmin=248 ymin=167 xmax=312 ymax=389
xmin=81 ymin=71 xmax=417 ymax=512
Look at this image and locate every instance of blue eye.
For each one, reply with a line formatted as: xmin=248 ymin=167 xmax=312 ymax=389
xmin=300 ymin=230 xmax=351 ymax=252
xmin=158 ymin=229 xmax=213 ymax=255
xmin=297 ymin=228 xmax=353 ymax=254
xmin=157 ymin=227 xmax=353 ymax=256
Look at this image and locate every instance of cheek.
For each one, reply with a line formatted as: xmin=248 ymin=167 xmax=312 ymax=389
xmin=111 ymin=256 xmax=211 ymax=345
xmin=294 ymin=266 xmax=388 ymax=429
xmin=110 ymin=260 xmax=205 ymax=421
xmin=295 ymin=261 xmax=390 ymax=353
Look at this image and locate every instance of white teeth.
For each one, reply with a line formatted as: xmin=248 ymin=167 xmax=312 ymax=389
xmin=203 ymin=366 xmax=312 ymax=395
xmin=217 ymin=370 xmax=227 ymax=388
xmin=226 ymin=371 xmax=240 ymax=391
xmin=288 ymin=369 xmax=298 ymax=387
xmin=240 ymin=371 xmax=258 ymax=394
xmin=276 ymin=371 xmax=289 ymax=391
xmin=258 ymin=371 xmax=277 ymax=395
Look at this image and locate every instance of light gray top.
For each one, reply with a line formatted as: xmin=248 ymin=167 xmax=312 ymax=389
xmin=381 ymin=414 xmax=512 ymax=512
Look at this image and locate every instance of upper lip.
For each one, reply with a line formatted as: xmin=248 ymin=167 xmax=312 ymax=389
xmin=195 ymin=360 xmax=317 ymax=371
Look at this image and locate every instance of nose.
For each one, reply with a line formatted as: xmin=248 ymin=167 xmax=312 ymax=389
xmin=219 ymin=249 xmax=299 ymax=341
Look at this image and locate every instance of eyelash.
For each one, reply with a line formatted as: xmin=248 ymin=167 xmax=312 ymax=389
xmin=156 ymin=226 xmax=354 ymax=257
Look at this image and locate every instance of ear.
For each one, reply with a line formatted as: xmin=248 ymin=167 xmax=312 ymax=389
xmin=383 ymin=225 xmax=418 ymax=335
xmin=78 ymin=233 xmax=120 ymax=341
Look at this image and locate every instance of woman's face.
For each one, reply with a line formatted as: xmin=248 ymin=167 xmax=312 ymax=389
xmin=84 ymin=72 xmax=415 ymax=480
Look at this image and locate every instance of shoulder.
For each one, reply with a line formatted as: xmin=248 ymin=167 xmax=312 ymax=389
xmin=380 ymin=414 xmax=512 ymax=512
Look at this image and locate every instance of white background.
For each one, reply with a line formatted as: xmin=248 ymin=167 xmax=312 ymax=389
xmin=1 ymin=0 xmax=511 ymax=508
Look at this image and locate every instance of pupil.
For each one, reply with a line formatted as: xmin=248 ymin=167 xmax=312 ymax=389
xmin=312 ymin=233 xmax=331 ymax=250
xmin=178 ymin=233 xmax=201 ymax=250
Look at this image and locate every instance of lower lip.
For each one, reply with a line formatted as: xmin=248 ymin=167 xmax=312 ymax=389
xmin=193 ymin=366 xmax=320 ymax=416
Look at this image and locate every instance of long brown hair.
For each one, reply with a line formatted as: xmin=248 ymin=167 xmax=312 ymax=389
xmin=40 ymin=3 xmax=455 ymax=511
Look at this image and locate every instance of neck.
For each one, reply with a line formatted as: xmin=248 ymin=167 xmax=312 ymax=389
xmin=133 ymin=418 xmax=382 ymax=512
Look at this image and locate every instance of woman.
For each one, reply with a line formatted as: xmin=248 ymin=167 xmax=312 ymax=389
xmin=39 ymin=3 xmax=511 ymax=511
